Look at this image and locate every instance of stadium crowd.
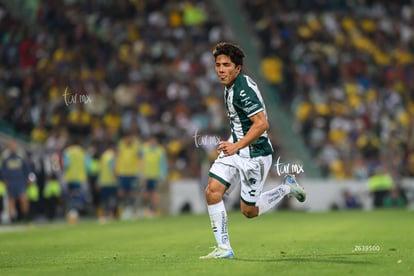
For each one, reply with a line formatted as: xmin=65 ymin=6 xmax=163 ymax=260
xmin=244 ymin=0 xmax=414 ymax=180
xmin=0 ymin=0 xmax=233 ymax=182
xmin=0 ymin=0 xmax=235 ymax=222
xmin=1 ymin=0 xmax=413 ymax=222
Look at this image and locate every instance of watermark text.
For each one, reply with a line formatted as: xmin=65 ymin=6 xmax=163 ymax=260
xmin=353 ymin=245 xmax=381 ymax=252
xmin=63 ymin=87 xmax=92 ymax=106
xmin=274 ymin=156 xmax=304 ymax=176
xmin=193 ymin=128 xmax=221 ymax=148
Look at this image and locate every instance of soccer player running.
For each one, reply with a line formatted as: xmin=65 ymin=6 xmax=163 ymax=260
xmin=200 ymin=42 xmax=306 ymax=259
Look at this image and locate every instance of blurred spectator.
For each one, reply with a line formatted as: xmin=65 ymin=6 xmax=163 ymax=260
xmin=67 ymin=103 xmax=92 ymax=136
xmin=3 ymin=0 xmax=412 ymax=181
xmin=102 ymin=105 xmax=122 ymax=139
xmin=0 ymin=0 xmax=231 ymax=182
xmin=382 ymin=187 xmax=407 ymax=208
xmin=30 ymin=121 xmax=49 ymax=144
xmin=342 ymin=190 xmax=362 ymax=209
xmin=243 ymin=0 xmax=414 ymax=179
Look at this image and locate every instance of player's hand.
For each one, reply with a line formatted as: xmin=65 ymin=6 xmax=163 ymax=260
xmin=217 ymin=141 xmax=239 ymax=156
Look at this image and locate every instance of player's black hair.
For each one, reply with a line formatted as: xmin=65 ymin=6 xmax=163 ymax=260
xmin=213 ymin=42 xmax=245 ymax=66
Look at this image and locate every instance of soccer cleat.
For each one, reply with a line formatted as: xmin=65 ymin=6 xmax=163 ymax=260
xmin=199 ymin=246 xmax=234 ymax=259
xmin=283 ymin=174 xmax=306 ymax=202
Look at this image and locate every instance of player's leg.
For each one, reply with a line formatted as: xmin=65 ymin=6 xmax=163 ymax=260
xmin=200 ymin=157 xmax=238 ymax=259
xmin=117 ymin=176 xmax=129 ymax=207
xmin=126 ymin=176 xmax=136 ymax=208
xmin=200 ymin=177 xmax=234 ymax=259
xmin=124 ymin=177 xmax=136 ymax=219
xmin=0 ymin=195 xmax=3 ymax=223
xmin=66 ymin=182 xmax=81 ymax=224
xmin=48 ymin=196 xmax=58 ymax=220
xmin=143 ymin=179 xmax=159 ymax=216
xmin=204 ymin=176 xmax=227 ymax=205
xmin=237 ymin=155 xmax=269 ymax=218
xmin=141 ymin=180 xmax=150 ymax=216
xmin=117 ymin=176 xmax=134 ymax=219
xmin=8 ymin=197 xmax=17 ymax=222
xmin=255 ymin=174 xmax=306 ymax=215
xmin=18 ymin=193 xmax=29 ymax=221
xmin=67 ymin=182 xmax=81 ymax=211
xmin=283 ymin=174 xmax=306 ymax=202
xmin=117 ymin=177 xmax=125 ymax=205
xmin=204 ymin=177 xmax=230 ymax=246
xmin=255 ymin=184 xmax=290 ymax=215
xmin=100 ymin=187 xmax=109 ymax=220
xmin=150 ymin=180 xmax=160 ymax=216
xmin=239 ymin=155 xmax=290 ymax=216
xmin=108 ymin=186 xmax=118 ymax=219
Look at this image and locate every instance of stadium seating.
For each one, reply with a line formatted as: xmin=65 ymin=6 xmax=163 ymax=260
xmin=1 ymin=0 xmax=413 ymax=181
xmin=242 ymin=0 xmax=414 ymax=179
xmin=0 ymin=0 xmax=232 ymax=180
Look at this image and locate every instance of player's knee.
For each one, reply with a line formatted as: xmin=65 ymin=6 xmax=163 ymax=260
xmin=205 ymin=178 xmax=227 ymax=204
xmin=204 ymin=186 xmax=221 ymax=204
xmin=241 ymin=207 xmax=258 ymax=219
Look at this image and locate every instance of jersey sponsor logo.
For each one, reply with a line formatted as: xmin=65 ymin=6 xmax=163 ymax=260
xmin=241 ymin=97 xmax=253 ymax=106
xmin=244 ymin=104 xmax=260 ymax=113
xmin=240 ymin=96 xmax=251 ymax=102
xmin=239 ymin=90 xmax=253 ymax=106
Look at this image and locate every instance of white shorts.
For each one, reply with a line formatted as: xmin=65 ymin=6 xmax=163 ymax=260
xmin=209 ymin=153 xmax=272 ymax=205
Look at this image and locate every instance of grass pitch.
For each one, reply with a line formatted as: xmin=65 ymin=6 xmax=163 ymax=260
xmin=0 ymin=209 xmax=412 ymax=275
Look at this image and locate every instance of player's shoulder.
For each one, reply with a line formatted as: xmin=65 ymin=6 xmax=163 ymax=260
xmin=235 ymin=74 xmax=257 ymax=86
xmin=234 ymin=74 xmax=259 ymax=96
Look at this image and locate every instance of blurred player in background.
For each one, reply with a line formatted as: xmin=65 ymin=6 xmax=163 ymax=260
xmin=97 ymin=141 xmax=118 ymax=222
xmin=140 ymin=135 xmax=167 ymax=217
xmin=87 ymin=147 xmax=101 ymax=218
xmin=115 ymin=131 xmax=141 ymax=220
xmin=62 ymin=137 xmax=90 ymax=224
xmin=200 ymin=42 xmax=306 ymax=259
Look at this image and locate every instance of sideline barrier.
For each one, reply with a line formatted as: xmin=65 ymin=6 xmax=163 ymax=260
xmin=1 ymin=178 xmax=412 ymax=221
xmin=168 ymin=178 xmax=414 ymax=215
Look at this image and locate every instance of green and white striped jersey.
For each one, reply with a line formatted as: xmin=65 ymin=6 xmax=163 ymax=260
xmin=223 ymin=73 xmax=273 ymax=158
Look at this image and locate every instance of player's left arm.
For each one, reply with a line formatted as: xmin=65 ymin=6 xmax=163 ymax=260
xmin=218 ymin=111 xmax=268 ymax=156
